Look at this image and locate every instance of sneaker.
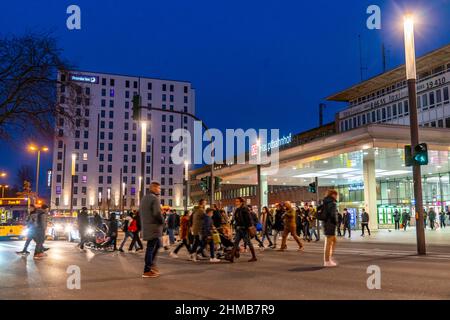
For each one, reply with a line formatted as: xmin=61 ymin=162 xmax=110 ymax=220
xmin=248 ymin=257 xmax=257 ymax=262
xmin=119 ymin=248 xmax=124 ymax=252
xmin=323 ymin=260 xmax=337 ymax=268
xmin=43 ymin=247 xmax=50 ymax=252
xmin=330 ymin=258 xmax=338 ymax=266
xmin=209 ymin=258 xmax=220 ymax=263
xmin=298 ymin=246 xmax=304 ymax=252
xmin=169 ymin=252 xmax=179 ymax=258
xmin=135 ymin=248 xmax=143 ymax=253
xmin=142 ymin=271 xmax=159 ymax=278
xmin=16 ymin=251 xmax=29 ymax=256
xmin=324 ymin=260 xmax=337 ymax=267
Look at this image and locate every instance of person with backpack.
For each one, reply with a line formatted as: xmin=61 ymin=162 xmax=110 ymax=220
xmin=128 ymin=211 xmax=144 ymax=252
xmin=260 ymin=206 xmax=273 ymax=248
xmin=33 ymin=204 xmax=49 ymax=260
xmin=102 ymin=213 xmax=118 ymax=251
xmin=336 ymin=210 xmax=343 ymax=236
xmin=166 ymin=210 xmax=177 ymax=245
xmin=393 ymin=210 xmax=401 ymax=230
xmin=319 ymin=190 xmax=338 ymax=267
xmin=272 ymin=203 xmax=285 ymax=249
xmin=77 ymin=207 xmax=89 ymax=250
xmin=309 ymin=207 xmax=319 ymax=241
xmin=360 ymin=208 xmax=371 ymax=236
xmin=402 ymin=210 xmax=410 ymax=231
xmin=248 ymin=206 xmax=264 ymax=249
xmin=229 ymin=197 xmax=257 ymax=263
xmin=170 ymin=211 xmax=192 ymax=258
xmin=342 ymin=208 xmax=351 ymax=238
xmin=279 ymin=201 xmax=304 ymax=252
xmin=119 ymin=211 xmax=135 ymax=252
xmin=16 ymin=205 xmax=37 ymax=256
xmin=201 ymin=208 xmax=221 ymax=263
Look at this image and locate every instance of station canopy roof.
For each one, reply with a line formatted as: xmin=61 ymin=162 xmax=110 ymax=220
xmin=208 ymin=124 xmax=450 ymax=187
xmin=327 ymin=44 xmax=450 ymax=102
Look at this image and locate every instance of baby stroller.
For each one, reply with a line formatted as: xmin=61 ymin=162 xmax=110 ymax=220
xmin=86 ymin=226 xmax=114 ymax=251
xmin=215 ymin=230 xmax=238 ymax=261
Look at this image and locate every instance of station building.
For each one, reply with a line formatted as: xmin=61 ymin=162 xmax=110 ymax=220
xmin=191 ymin=44 xmax=450 ymax=230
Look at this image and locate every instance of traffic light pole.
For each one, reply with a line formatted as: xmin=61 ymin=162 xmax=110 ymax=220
xmin=315 ymin=176 xmax=320 ymax=240
xmin=136 ymin=102 xmax=215 ymax=207
xmin=408 ymin=78 xmax=426 ymax=255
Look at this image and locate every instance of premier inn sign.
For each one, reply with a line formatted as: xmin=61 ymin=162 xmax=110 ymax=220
xmin=70 ymin=74 xmax=99 ymax=84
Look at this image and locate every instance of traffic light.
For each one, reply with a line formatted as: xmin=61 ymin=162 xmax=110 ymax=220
xmin=200 ymin=177 xmax=211 ymax=193
xmin=214 ymin=177 xmax=222 ymax=190
xmin=132 ymin=95 xmax=141 ymax=121
xmin=404 ymin=145 xmax=413 ymax=167
xmin=413 ymin=143 xmax=428 ymax=166
xmin=308 ymin=182 xmax=316 ymax=193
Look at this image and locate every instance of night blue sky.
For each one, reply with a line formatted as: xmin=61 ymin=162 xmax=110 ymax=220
xmin=1 ymin=0 xmax=449 ymax=195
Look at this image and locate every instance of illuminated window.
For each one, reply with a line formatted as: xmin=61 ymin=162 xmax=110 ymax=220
xmin=83 ymin=153 xmax=88 ymax=161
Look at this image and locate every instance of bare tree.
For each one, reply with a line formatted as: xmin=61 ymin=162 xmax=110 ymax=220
xmin=16 ymin=164 xmax=34 ymax=188
xmin=0 ymin=33 xmax=86 ymax=140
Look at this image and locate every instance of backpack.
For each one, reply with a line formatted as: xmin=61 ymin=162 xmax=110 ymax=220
xmin=122 ymin=219 xmax=129 ymax=232
xmin=317 ymin=204 xmax=327 ymax=221
xmin=128 ymin=219 xmax=137 ymax=232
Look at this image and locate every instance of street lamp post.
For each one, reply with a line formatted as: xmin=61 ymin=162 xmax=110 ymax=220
xmin=404 ymin=14 xmax=426 ymax=255
xmin=184 ymin=160 xmax=189 ymax=211
xmin=140 ymin=121 xmax=147 ymax=202
xmin=28 ymin=145 xmax=49 ymax=196
xmin=0 ymin=185 xmax=9 ymax=198
xmin=70 ymin=153 xmax=76 ymax=215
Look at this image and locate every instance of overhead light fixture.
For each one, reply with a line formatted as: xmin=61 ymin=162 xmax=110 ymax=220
xmin=321 ymin=168 xmax=358 ymax=174
xmin=293 ymin=173 xmax=329 ymax=178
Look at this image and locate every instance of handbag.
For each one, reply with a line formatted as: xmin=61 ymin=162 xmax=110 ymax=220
xmin=248 ymin=226 xmax=257 ymax=238
xmin=256 ymin=222 xmax=263 ymax=232
xmin=162 ymin=234 xmax=170 ymax=247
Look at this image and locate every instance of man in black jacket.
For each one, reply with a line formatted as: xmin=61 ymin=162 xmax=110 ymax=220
xmin=229 ymin=197 xmax=257 ymax=263
xmin=77 ymin=207 xmax=89 ymax=250
xmin=322 ymin=190 xmax=338 ymax=267
xmin=342 ymin=208 xmax=351 ymax=238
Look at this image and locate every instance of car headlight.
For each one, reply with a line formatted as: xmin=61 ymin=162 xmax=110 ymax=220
xmin=54 ymin=224 xmax=63 ymax=231
xmin=65 ymin=225 xmax=73 ymax=233
xmin=86 ymin=227 xmax=94 ymax=235
xmin=22 ymin=228 xmax=28 ymax=236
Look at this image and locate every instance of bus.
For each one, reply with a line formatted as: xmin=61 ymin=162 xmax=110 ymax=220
xmin=0 ymin=198 xmax=29 ymax=240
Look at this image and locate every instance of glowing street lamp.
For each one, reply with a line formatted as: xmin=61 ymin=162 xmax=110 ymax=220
xmin=403 ymin=13 xmax=426 ymax=255
xmin=140 ymin=121 xmax=147 ymax=202
xmin=28 ymin=144 xmax=49 ymax=196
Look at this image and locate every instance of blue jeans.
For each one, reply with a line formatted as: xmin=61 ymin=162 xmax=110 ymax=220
xmin=168 ymin=228 xmax=175 ymax=244
xmin=233 ymin=228 xmax=253 ymax=251
xmin=144 ymin=238 xmax=160 ymax=273
xmin=119 ymin=231 xmax=135 ymax=250
xmin=207 ymin=239 xmax=215 ymax=258
xmin=310 ymin=227 xmax=319 ymax=240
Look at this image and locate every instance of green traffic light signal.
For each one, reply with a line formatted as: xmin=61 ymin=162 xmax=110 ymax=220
xmin=308 ymin=182 xmax=316 ymax=193
xmin=413 ymin=143 xmax=428 ymax=166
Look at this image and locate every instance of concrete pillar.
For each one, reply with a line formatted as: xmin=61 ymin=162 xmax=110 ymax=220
xmin=257 ymin=166 xmax=268 ymax=211
xmin=363 ymin=158 xmax=378 ymax=230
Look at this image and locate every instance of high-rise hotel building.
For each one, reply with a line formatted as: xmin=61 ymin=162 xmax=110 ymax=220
xmin=50 ymin=71 xmax=195 ymax=211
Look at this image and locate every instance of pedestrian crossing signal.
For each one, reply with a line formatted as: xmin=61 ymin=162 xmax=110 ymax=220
xmin=308 ymin=182 xmax=316 ymax=193
xmin=413 ymin=143 xmax=428 ymax=166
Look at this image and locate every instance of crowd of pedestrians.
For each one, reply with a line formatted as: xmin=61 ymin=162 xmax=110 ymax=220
xmin=15 ymin=180 xmax=450 ymax=277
